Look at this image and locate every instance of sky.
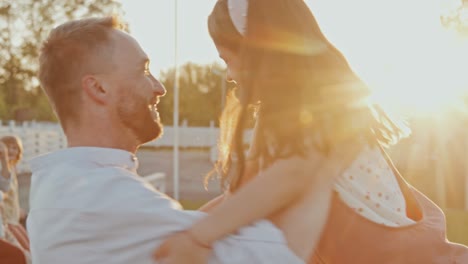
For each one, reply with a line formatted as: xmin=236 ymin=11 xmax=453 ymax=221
xmin=119 ymin=0 xmax=453 ymax=73
xmin=119 ymin=0 xmax=467 ymax=113
xmin=120 ymin=0 xmax=220 ymax=76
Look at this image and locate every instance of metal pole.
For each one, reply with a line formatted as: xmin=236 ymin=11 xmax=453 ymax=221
xmin=465 ymin=136 xmax=468 ymax=210
xmin=173 ymin=0 xmax=180 ymax=201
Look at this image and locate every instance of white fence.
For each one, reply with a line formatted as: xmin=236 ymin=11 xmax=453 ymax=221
xmin=145 ymin=123 xmax=218 ymax=148
xmin=0 ymin=121 xmax=66 ymax=173
xmin=0 ymin=120 xmax=255 ymax=199
xmin=0 ymin=120 xmax=253 ymax=173
xmin=0 ymin=120 xmax=241 ymax=194
xmin=2 ymin=120 xmax=468 ymax=210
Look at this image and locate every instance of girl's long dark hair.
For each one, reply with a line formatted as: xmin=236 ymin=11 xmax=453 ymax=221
xmin=208 ymin=0 xmax=406 ymax=192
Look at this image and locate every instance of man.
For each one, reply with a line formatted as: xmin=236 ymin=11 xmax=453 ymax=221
xmin=28 ymin=16 xmax=346 ymax=264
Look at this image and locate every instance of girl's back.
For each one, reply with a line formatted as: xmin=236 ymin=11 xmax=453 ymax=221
xmin=270 ymin=144 xmax=414 ymax=260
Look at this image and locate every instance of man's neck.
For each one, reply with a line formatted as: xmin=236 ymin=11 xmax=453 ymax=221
xmin=64 ymin=122 xmax=139 ymax=154
xmin=67 ymin=139 xmax=138 ymax=153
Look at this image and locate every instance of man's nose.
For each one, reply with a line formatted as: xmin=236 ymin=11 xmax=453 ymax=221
xmin=151 ymin=75 xmax=166 ymax=97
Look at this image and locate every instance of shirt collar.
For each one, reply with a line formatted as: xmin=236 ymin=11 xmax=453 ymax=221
xmin=29 ymin=147 xmax=139 ymax=173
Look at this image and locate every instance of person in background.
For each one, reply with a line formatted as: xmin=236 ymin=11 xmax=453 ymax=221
xmin=0 ymin=136 xmax=30 ymax=258
xmin=0 ymin=191 xmax=27 ymax=264
xmin=0 ymin=139 xmax=13 ymax=193
xmin=0 ymin=136 xmax=24 ymax=226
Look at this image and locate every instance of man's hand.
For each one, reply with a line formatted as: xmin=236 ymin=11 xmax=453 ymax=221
xmin=153 ymin=232 xmax=211 ymax=264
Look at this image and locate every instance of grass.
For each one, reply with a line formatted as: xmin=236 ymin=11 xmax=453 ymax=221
xmin=180 ymin=199 xmax=207 ymax=210
xmin=445 ymin=209 xmax=468 ymax=245
xmin=180 ymin=200 xmax=468 ymax=246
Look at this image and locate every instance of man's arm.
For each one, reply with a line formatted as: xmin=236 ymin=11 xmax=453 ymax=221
xmin=27 ymin=171 xmax=303 ymax=264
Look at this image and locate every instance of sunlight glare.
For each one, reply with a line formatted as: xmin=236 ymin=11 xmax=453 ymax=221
xmin=309 ymin=0 xmax=468 ymax=116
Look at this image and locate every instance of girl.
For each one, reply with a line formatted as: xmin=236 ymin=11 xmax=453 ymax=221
xmin=155 ymin=0 xmax=468 ymax=263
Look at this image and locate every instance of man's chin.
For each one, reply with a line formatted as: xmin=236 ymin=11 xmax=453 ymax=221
xmin=138 ymin=120 xmax=163 ymax=144
xmin=152 ymin=121 xmax=163 ymax=140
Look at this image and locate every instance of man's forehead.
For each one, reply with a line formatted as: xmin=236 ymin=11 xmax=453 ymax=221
xmin=111 ymin=29 xmax=148 ymax=61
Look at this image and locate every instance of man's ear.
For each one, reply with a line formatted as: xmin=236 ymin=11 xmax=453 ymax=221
xmin=81 ymin=75 xmax=108 ymax=105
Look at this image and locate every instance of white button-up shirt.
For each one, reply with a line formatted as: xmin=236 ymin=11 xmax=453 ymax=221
xmin=27 ymin=147 xmax=303 ymax=264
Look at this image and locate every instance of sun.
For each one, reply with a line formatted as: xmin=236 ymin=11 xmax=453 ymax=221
xmin=369 ymin=28 xmax=468 ymax=116
xmin=309 ymin=0 xmax=468 ymax=117
xmin=367 ymin=2 xmax=468 ymax=116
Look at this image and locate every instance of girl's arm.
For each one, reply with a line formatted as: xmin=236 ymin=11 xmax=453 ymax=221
xmin=187 ymin=147 xmax=353 ymax=247
xmin=188 ymin=139 xmax=361 ymax=248
xmin=198 ymin=194 xmax=226 ymax=213
xmin=199 ymin=157 xmax=260 ymax=213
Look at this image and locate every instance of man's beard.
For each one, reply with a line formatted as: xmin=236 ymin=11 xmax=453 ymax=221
xmin=117 ymin=101 xmax=163 ymax=145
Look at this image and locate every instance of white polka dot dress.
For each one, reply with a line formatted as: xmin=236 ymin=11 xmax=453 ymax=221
xmin=334 ymin=145 xmax=415 ymax=227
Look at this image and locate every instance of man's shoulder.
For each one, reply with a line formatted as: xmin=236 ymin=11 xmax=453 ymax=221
xmin=30 ymin=163 xmax=180 ymax=213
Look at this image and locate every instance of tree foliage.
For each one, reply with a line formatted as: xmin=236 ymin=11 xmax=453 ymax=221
xmin=0 ymin=1 xmax=231 ymax=126
xmin=440 ymin=3 xmax=468 ymax=36
xmin=0 ymin=0 xmax=126 ymax=121
xmin=158 ymin=62 xmax=233 ymax=127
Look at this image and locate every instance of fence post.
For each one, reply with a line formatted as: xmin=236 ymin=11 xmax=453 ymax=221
xmin=8 ymin=120 xmax=15 ymax=133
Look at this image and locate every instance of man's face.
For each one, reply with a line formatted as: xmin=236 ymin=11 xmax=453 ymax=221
xmin=105 ymin=30 xmax=166 ymax=144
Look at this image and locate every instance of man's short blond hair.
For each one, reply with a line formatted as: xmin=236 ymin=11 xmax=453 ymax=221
xmin=39 ymin=16 xmax=125 ymax=126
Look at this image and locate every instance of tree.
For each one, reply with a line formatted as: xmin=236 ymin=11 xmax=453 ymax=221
xmin=158 ymin=62 xmax=233 ymax=127
xmin=440 ymin=2 xmax=468 ymax=36
xmin=0 ymin=0 xmax=127 ymax=122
